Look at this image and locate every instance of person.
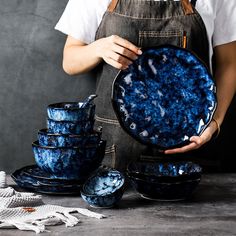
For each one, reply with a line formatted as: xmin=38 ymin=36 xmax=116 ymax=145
xmin=55 ymin=0 xmax=236 ymax=171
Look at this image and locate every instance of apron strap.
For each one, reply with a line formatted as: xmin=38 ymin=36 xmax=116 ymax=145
xmin=181 ymin=0 xmax=194 ymax=15
xmin=108 ymin=0 xmax=119 ymax=12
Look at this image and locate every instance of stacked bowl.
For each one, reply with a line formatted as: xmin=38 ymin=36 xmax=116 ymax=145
xmin=32 ymin=97 xmax=106 ymax=182
xmin=127 ymin=161 xmax=202 ymax=201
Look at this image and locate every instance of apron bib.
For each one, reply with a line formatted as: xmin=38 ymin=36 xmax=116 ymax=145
xmin=94 ymin=0 xmax=210 ymax=171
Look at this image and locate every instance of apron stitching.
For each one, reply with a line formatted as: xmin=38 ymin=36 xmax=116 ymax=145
xmin=95 ymin=115 xmax=120 ymax=126
xmin=109 ymin=11 xmax=195 ymax=20
xmin=139 ymin=31 xmax=183 ymax=37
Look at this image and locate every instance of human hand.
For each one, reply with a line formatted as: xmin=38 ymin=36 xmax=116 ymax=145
xmin=95 ymin=35 xmax=142 ymax=70
xmin=164 ymin=119 xmax=219 ymax=154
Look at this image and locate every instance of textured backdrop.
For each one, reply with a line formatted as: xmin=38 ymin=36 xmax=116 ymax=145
xmin=0 ymin=0 xmax=235 ymax=173
xmin=0 ymin=0 xmax=96 ymax=173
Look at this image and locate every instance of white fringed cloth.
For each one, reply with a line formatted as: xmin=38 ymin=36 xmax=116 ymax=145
xmin=0 ymin=171 xmax=105 ymax=233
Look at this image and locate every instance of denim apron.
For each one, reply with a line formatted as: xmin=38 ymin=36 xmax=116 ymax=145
xmin=94 ymin=0 xmax=210 ymax=171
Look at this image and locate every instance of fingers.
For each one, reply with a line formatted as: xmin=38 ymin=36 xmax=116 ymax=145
xmin=164 ymin=141 xmax=199 ymax=154
xmin=112 ymin=44 xmax=138 ymax=61
xmin=110 ymin=35 xmax=142 ymax=56
xmin=106 ymin=50 xmax=133 ymax=68
xmin=99 ymin=35 xmax=142 ymax=69
xmin=103 ymin=57 xmax=127 ymax=70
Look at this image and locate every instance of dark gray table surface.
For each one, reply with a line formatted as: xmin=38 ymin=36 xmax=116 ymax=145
xmin=1 ymin=174 xmax=236 ymax=236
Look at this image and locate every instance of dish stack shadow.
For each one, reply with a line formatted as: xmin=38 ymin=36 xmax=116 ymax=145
xmin=32 ymin=101 xmax=106 ymax=182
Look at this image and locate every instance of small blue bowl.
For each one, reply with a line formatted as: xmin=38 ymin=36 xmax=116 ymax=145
xmin=81 ymin=167 xmax=125 ymax=208
xmin=32 ymin=140 xmax=106 ymax=180
xmin=47 ymin=118 xmax=94 ymax=135
xmin=47 ymin=102 xmax=95 ymax=122
xmin=38 ymin=128 xmax=102 ymax=147
xmin=127 ymin=161 xmax=202 ymax=201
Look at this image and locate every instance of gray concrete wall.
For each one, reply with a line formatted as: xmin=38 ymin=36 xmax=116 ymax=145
xmin=0 ymin=0 xmax=96 ymax=173
xmin=0 ymin=0 xmax=235 ymax=173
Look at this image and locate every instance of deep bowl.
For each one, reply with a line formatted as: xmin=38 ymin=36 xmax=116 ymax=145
xmin=47 ymin=102 xmax=95 ymax=122
xmin=127 ymin=161 xmax=202 ymax=201
xmin=81 ymin=167 xmax=125 ymax=208
xmin=32 ymin=140 xmax=106 ymax=180
xmin=38 ymin=128 xmax=102 ymax=147
xmin=47 ymin=118 xmax=94 ymax=135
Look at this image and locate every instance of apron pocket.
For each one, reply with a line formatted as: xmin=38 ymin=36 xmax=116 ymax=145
xmin=138 ymin=30 xmax=185 ymax=48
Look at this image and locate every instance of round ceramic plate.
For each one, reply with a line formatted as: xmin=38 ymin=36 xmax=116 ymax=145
xmin=112 ymin=45 xmax=217 ymax=149
xmin=11 ymin=165 xmax=82 ymax=195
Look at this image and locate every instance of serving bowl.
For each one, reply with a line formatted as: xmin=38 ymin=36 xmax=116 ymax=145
xmin=32 ymin=140 xmax=106 ymax=180
xmin=38 ymin=128 xmax=102 ymax=147
xmin=81 ymin=167 xmax=125 ymax=208
xmin=47 ymin=102 xmax=95 ymax=122
xmin=127 ymin=161 xmax=202 ymax=201
xmin=47 ymin=118 xmax=94 ymax=135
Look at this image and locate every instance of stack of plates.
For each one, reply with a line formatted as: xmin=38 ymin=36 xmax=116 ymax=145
xmin=12 ymin=165 xmax=83 ymax=195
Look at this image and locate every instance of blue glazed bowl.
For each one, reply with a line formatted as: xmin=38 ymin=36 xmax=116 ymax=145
xmin=127 ymin=161 xmax=202 ymax=201
xmin=81 ymin=167 xmax=125 ymax=208
xmin=32 ymin=140 xmax=106 ymax=180
xmin=38 ymin=129 xmax=102 ymax=147
xmin=47 ymin=102 xmax=95 ymax=122
xmin=47 ymin=118 xmax=94 ymax=135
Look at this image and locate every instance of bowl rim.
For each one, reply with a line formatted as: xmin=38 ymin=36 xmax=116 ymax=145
xmin=128 ymin=172 xmax=201 ymax=185
xmin=32 ymin=140 xmax=105 ymax=150
xmin=47 ymin=102 xmax=95 ymax=110
xmin=38 ymin=128 xmax=102 ymax=137
xmin=47 ymin=118 xmax=95 ymax=124
xmin=80 ymin=167 xmax=125 ymax=197
xmin=127 ymin=161 xmax=202 ymax=178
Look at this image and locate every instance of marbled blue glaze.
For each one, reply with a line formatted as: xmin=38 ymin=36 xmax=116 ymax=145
xmin=32 ymin=140 xmax=106 ymax=180
xmin=112 ymin=45 xmax=217 ymax=149
xmin=38 ymin=129 xmax=102 ymax=147
xmin=81 ymin=167 xmax=125 ymax=208
xmin=22 ymin=165 xmax=84 ymax=184
xmin=127 ymin=161 xmax=202 ymax=200
xmin=47 ymin=118 xmax=94 ymax=135
xmin=47 ymin=102 xmax=95 ymax=122
xmin=127 ymin=161 xmax=202 ymax=182
xmin=11 ymin=165 xmax=82 ymax=195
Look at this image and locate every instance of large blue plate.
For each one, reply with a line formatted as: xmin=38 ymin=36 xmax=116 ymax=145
xmin=112 ymin=45 xmax=217 ymax=149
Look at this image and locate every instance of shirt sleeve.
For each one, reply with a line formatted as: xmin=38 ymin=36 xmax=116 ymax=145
xmin=213 ymin=0 xmax=236 ymax=47
xmin=55 ymin=0 xmax=110 ymax=44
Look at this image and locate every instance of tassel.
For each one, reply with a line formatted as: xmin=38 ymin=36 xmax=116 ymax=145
xmin=49 ymin=212 xmax=78 ymax=227
xmin=32 ymin=217 xmax=62 ymax=226
xmin=63 ymin=211 xmax=80 ymax=227
xmin=6 ymin=220 xmax=46 ymax=234
xmin=75 ymin=208 xmax=106 ymax=219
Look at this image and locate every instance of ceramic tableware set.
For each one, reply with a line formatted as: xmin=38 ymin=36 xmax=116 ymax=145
xmin=12 ymin=95 xmax=109 ymax=195
xmin=112 ymin=45 xmax=217 ymax=201
xmin=12 ymin=45 xmax=217 ymax=206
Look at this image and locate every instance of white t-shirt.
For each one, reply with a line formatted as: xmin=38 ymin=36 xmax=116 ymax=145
xmin=55 ymin=0 xmax=236 ymax=64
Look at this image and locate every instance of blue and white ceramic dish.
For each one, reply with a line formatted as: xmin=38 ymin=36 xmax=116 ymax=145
xmin=32 ymin=140 xmax=106 ymax=180
xmin=127 ymin=161 xmax=202 ymax=182
xmin=47 ymin=118 xmax=94 ymax=135
xmin=127 ymin=161 xmax=202 ymax=201
xmin=11 ymin=165 xmax=82 ymax=195
xmin=47 ymin=102 xmax=95 ymax=122
xmin=81 ymin=167 xmax=125 ymax=208
xmin=112 ymin=45 xmax=217 ymax=149
xmin=38 ymin=128 xmax=102 ymax=147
